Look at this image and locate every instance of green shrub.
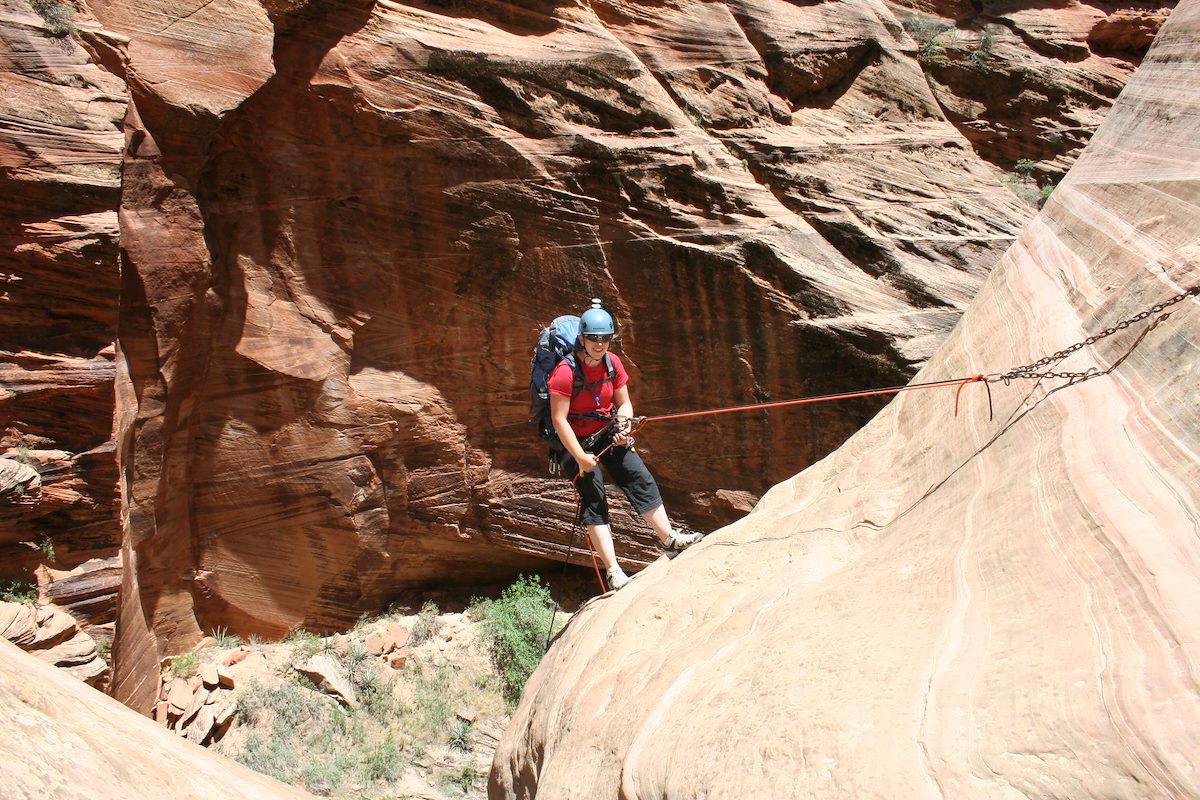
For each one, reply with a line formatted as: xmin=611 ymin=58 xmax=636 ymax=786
xmin=0 ymin=578 xmax=37 ymax=604
xmin=1002 ymin=161 xmax=1056 ymax=209
xmin=37 ymin=536 xmax=55 ymax=563
xmin=94 ymin=634 xmax=112 ymax=661
xmin=969 ymin=25 xmax=998 ymax=68
xmin=298 ymin=761 xmax=344 ymax=796
xmin=28 ymin=0 xmax=75 ymax=36
xmin=361 ymin=736 xmax=402 ymax=782
xmin=903 ymin=15 xmax=955 ymax=65
xmin=238 ymin=731 xmax=296 ymax=782
xmin=285 ymin=627 xmax=322 ymax=660
xmin=469 ymin=575 xmax=560 ymax=706
xmin=441 ymin=763 xmax=482 ymax=795
xmin=168 ymin=651 xmax=199 ymax=679
xmin=447 ymin=718 xmax=473 ymax=752
xmin=410 ymin=664 xmax=452 ymax=733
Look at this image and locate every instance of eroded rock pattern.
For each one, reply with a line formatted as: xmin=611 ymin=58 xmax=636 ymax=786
xmin=0 ymin=0 xmax=124 ymax=626
xmin=0 ymin=0 xmax=1175 ymax=713
xmin=0 ymin=600 xmax=107 ymax=684
xmin=491 ymin=5 xmax=1200 ymax=797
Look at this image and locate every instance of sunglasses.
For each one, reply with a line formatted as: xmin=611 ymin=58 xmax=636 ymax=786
xmin=583 ymin=334 xmax=613 ymax=343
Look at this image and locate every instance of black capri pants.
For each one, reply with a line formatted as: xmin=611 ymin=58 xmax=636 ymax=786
xmin=565 ymin=444 xmax=663 ymax=526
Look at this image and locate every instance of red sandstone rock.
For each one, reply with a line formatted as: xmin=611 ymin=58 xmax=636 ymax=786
xmin=0 ymin=0 xmax=1176 ymax=714
xmin=295 ymin=654 xmax=357 ymax=708
xmin=200 ymin=662 xmax=219 ymax=688
xmin=223 ymin=646 xmax=252 ymax=666
xmin=0 ymin=603 xmax=37 ymax=647
xmin=216 ymin=663 xmax=235 ymax=689
xmin=0 ymin=0 xmax=124 ymax=629
xmin=0 ymin=602 xmax=107 ymax=684
xmin=364 ymin=631 xmax=394 ymax=656
xmin=386 ymin=623 xmax=411 ymax=650
xmin=492 ymin=7 xmax=1200 ymax=796
xmin=164 ymin=678 xmax=191 ymax=715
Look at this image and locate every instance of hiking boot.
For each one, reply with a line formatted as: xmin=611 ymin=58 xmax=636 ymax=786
xmin=607 ymin=565 xmax=631 ymax=590
xmin=665 ymin=528 xmax=704 ymax=552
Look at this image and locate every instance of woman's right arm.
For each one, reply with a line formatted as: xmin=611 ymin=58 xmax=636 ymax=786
xmin=551 ymin=392 xmax=597 ymax=473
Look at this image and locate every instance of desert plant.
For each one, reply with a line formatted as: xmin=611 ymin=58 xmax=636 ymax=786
xmin=209 ymin=626 xmax=240 ymax=648
xmin=442 ymin=763 xmax=483 ymax=795
xmin=1014 ymin=157 xmax=1037 ymax=178
xmin=469 ymin=575 xmax=560 ymax=705
xmin=238 ymin=731 xmax=297 ymax=782
xmin=1038 ymin=182 xmax=1055 ymax=207
xmin=37 ymin=536 xmax=55 ymax=563
xmin=968 ymin=25 xmax=998 ymax=67
xmin=94 ymin=634 xmax=112 ymax=660
xmin=285 ymin=627 xmax=322 ymax=660
xmin=342 ymin=641 xmax=369 ymax=678
xmin=168 ymin=651 xmax=199 ymax=679
xmin=297 ymin=761 xmax=344 ymax=796
xmin=903 ymin=15 xmax=955 ymax=65
xmin=411 ymin=664 xmax=452 ymax=732
xmin=447 ymin=718 xmax=473 ymax=753
xmin=28 ymin=0 xmax=75 ymax=36
xmin=361 ymin=735 xmax=403 ymax=782
xmin=409 ymin=600 xmax=441 ymax=645
xmin=0 ymin=578 xmax=37 ymax=604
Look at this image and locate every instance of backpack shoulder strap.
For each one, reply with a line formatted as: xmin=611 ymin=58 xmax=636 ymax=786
xmin=574 ymin=353 xmax=616 ymax=395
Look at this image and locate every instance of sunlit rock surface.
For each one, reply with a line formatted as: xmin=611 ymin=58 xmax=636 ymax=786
xmin=0 ymin=637 xmax=318 ymax=800
xmin=491 ymin=5 xmax=1200 ymax=798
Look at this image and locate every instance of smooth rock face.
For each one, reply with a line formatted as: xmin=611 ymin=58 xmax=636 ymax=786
xmin=491 ymin=5 xmax=1200 ymax=799
xmin=0 ymin=637 xmax=317 ymax=800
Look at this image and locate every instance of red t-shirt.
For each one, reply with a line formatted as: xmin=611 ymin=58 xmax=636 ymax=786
xmin=547 ymin=352 xmax=629 ymax=438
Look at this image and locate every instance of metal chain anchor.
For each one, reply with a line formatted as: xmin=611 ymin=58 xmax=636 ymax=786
xmin=992 ymin=285 xmax=1200 ymax=384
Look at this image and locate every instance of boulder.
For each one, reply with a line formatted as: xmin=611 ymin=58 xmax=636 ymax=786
xmin=294 ymin=654 xmax=357 ymax=708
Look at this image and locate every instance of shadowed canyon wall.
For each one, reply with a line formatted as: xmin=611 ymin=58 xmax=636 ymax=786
xmin=0 ymin=0 xmax=124 ymax=643
xmin=0 ymin=0 xmax=1175 ymax=713
xmin=492 ymin=4 xmax=1200 ymax=797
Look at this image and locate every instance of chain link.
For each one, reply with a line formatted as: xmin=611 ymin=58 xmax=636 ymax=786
xmin=993 ymin=285 xmax=1200 ymax=384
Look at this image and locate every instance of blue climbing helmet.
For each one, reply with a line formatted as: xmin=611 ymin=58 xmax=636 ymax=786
xmin=579 ymin=298 xmax=615 ymax=336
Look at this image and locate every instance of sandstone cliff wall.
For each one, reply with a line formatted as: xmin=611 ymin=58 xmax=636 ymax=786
xmin=492 ymin=4 xmax=1200 ymax=797
xmin=0 ymin=0 xmax=124 ymax=638
xmin=0 ymin=0 xmax=1174 ymax=714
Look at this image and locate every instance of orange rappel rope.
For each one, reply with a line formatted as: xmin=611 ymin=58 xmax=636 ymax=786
xmin=639 ymin=374 xmax=991 ymax=426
